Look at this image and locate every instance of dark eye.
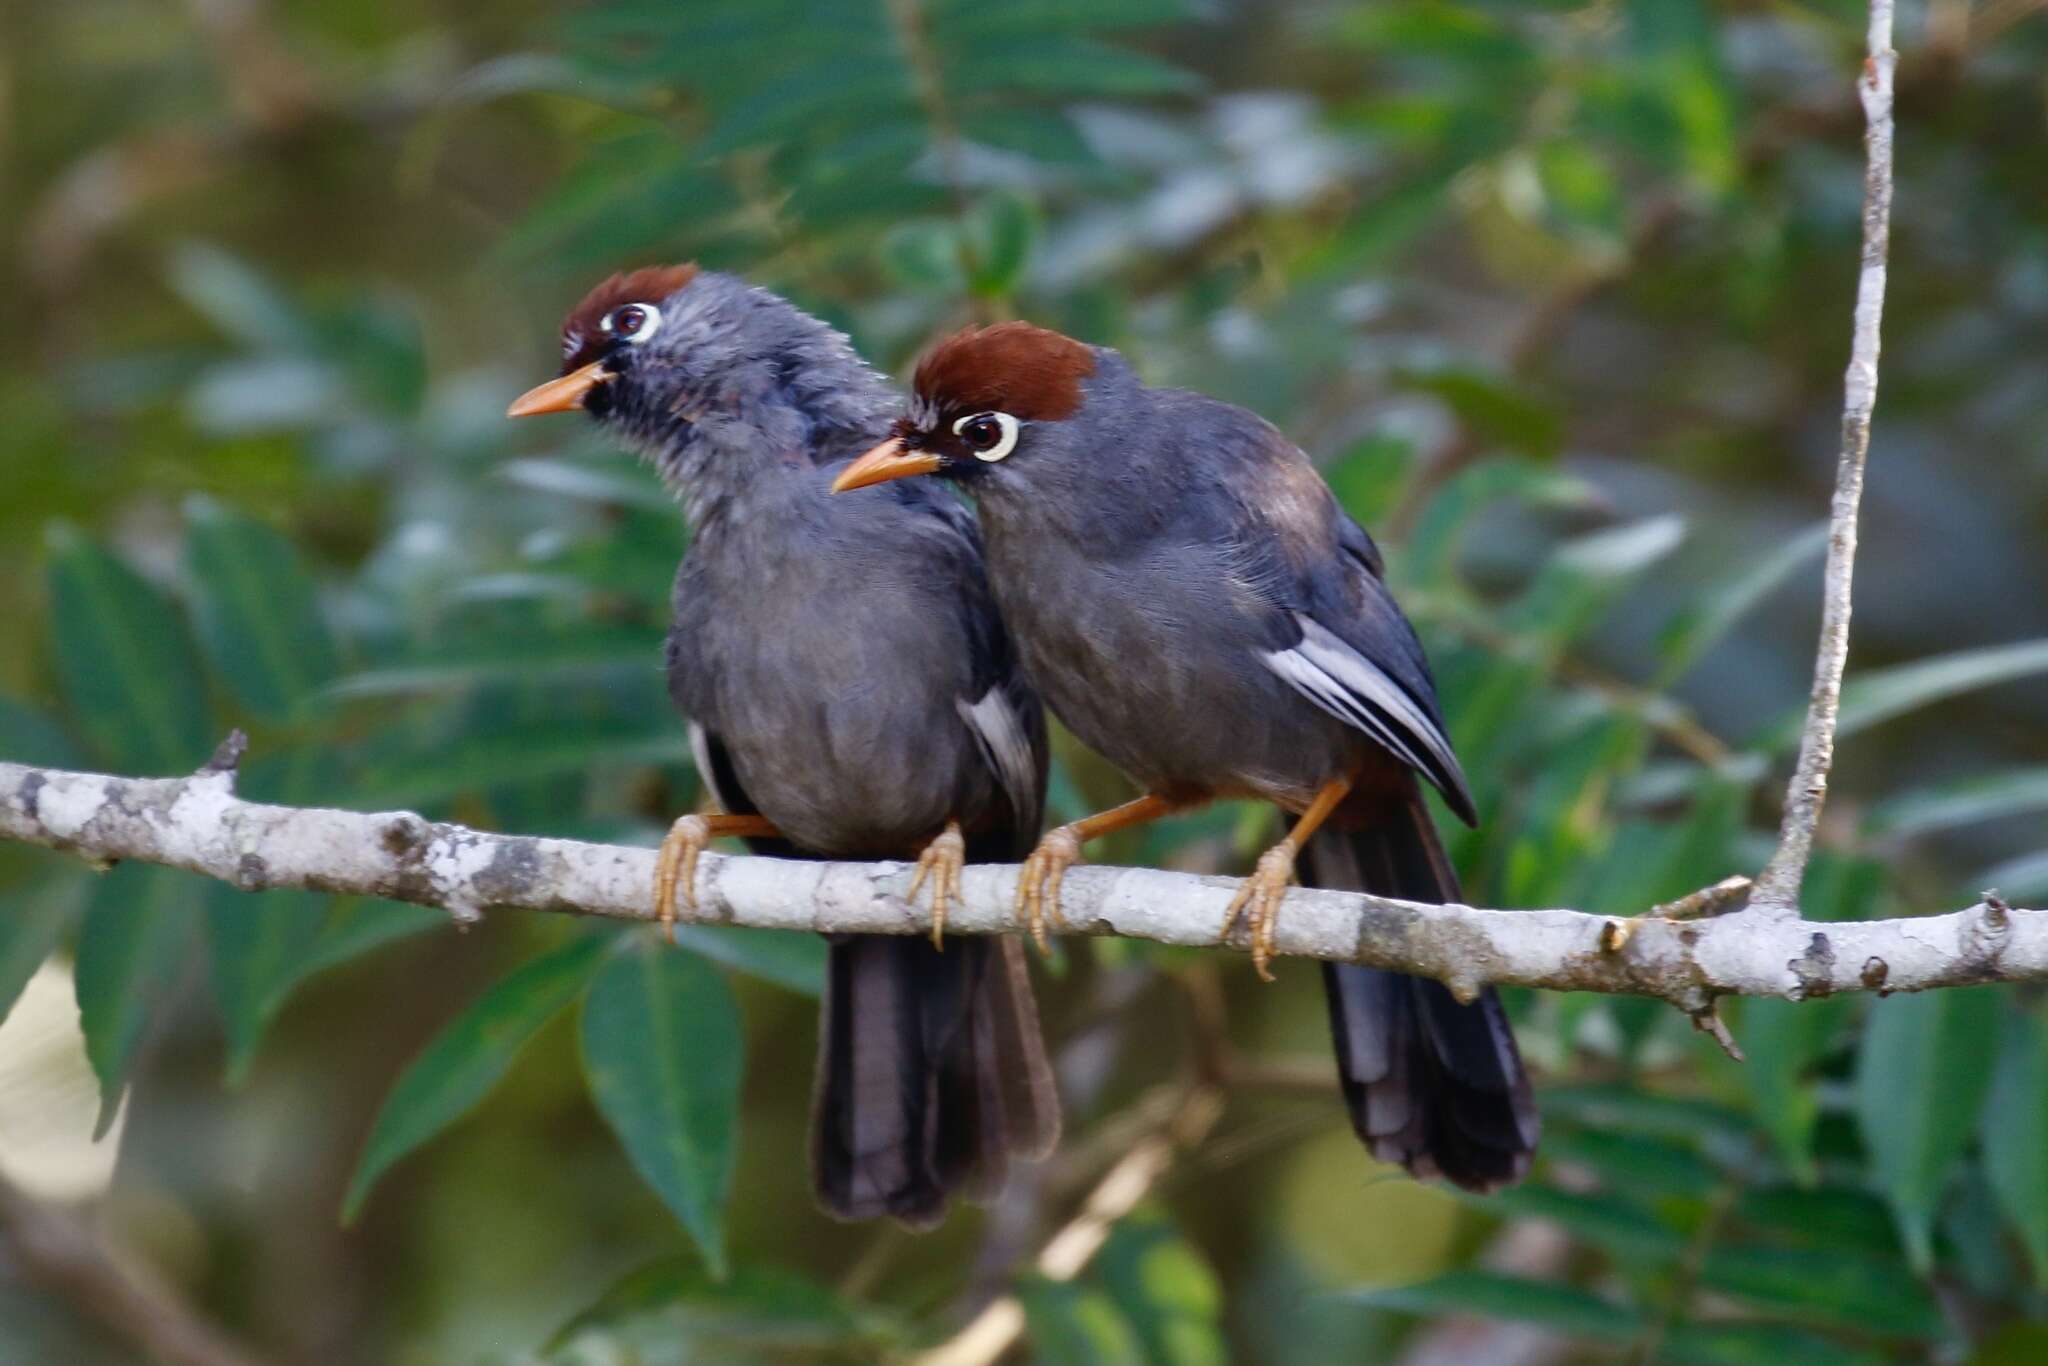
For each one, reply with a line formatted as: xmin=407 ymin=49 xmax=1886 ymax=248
xmin=953 ymin=411 xmax=1020 ymax=462
xmin=601 ymin=302 xmax=663 ymax=344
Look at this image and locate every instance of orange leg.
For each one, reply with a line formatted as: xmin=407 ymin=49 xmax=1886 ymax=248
xmin=1016 ymin=794 xmax=1186 ymax=951
xmin=654 ymin=812 xmax=781 ymax=939
xmin=1221 ymin=775 xmax=1355 ymax=981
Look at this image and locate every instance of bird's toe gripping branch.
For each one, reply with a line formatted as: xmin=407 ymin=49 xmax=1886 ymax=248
xmin=653 ymin=812 xmax=779 ymax=939
xmin=907 ymin=819 xmax=967 ymax=949
xmin=1016 ymin=827 xmax=1084 ymax=953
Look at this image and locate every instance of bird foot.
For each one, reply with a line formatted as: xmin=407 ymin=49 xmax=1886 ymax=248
xmin=653 ymin=814 xmax=714 ymax=942
xmin=1221 ymin=842 xmax=1298 ymax=982
xmin=909 ymin=820 xmax=966 ymax=949
xmin=1016 ymin=826 xmax=1083 ymax=954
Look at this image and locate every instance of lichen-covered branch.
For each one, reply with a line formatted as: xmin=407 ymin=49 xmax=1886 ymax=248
xmin=3 ymin=753 xmax=2041 ymax=1008
xmin=1752 ymin=0 xmax=1897 ymax=914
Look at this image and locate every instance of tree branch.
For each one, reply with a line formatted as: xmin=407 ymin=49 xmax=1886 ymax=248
xmin=0 ymin=1174 xmax=270 ymax=1366
xmin=3 ymin=755 xmax=2041 ymax=1007
xmin=1751 ymin=0 xmax=1897 ymax=915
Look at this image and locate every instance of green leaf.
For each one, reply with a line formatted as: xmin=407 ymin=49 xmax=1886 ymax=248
xmin=1347 ymin=1272 xmax=1642 ymax=1342
xmin=205 ymin=884 xmax=326 ymax=1084
xmin=581 ymin=941 xmax=743 ymax=1273
xmin=1697 ymin=1243 xmax=1943 ymax=1339
xmin=1865 ymin=767 xmax=2048 ymax=841
xmin=0 ymin=697 xmax=83 ymax=768
xmin=0 ymin=874 xmax=87 ymax=1027
xmin=1756 ymin=640 xmax=2048 ymax=754
xmin=669 ymin=926 xmax=825 ymax=998
xmin=74 ymin=864 xmax=203 ymax=1128
xmin=183 ymin=497 xmax=341 ymax=722
xmin=1734 ymin=994 xmax=1849 ymax=1184
xmin=878 ymin=219 xmax=967 ymax=295
xmin=327 ymin=624 xmax=664 ymax=700
xmin=1662 ymin=1321 xmax=1877 ymax=1366
xmin=546 ymin=1257 xmax=870 ymax=1361
xmin=1092 ymin=1208 xmax=1226 ymax=1366
xmin=1854 ymin=986 xmax=2003 ymax=1270
xmin=1656 ymin=522 xmax=1828 ymax=683
xmin=45 ymin=527 xmax=212 ymax=773
xmin=965 ymin=189 xmax=1039 ymax=297
xmin=1468 ymin=1184 xmax=1686 ymax=1262
xmin=1983 ymin=1008 xmax=2048 ymax=1287
xmin=343 ymin=934 xmax=610 ymax=1221
xmin=350 ymin=718 xmax=689 ymax=810
xmin=300 ymin=898 xmax=443 ymax=979
xmin=1018 ymin=1279 xmax=1148 ymax=1365
xmin=1507 ymin=516 xmax=1688 ymax=649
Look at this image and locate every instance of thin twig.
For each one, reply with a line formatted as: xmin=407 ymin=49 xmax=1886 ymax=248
xmin=1751 ymin=1 xmax=1897 ymax=916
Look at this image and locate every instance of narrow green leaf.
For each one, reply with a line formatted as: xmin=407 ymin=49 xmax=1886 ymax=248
xmin=1697 ymin=1243 xmax=1943 ymax=1339
xmin=74 ymin=865 xmax=203 ymax=1127
xmin=1865 ymin=767 xmax=2048 ymax=841
xmin=1347 ymin=1272 xmax=1642 ymax=1342
xmin=545 ymin=1258 xmax=866 ymax=1359
xmin=183 ymin=497 xmax=341 ymax=721
xmin=1983 ymin=1008 xmax=2048 ymax=1287
xmin=301 ymin=898 xmax=443 ymax=980
xmin=1656 ymin=522 xmax=1827 ymax=683
xmin=205 ymin=884 xmax=326 ymax=1084
xmin=1854 ymin=986 xmax=2003 ymax=1270
xmin=45 ymin=527 xmax=212 ymax=773
xmin=1756 ymin=640 xmax=2048 ymax=754
xmin=0 ymin=874 xmax=87 ymax=1026
xmin=1467 ymin=1185 xmax=1686 ymax=1261
xmin=1662 ymin=1321 xmax=1877 ymax=1366
xmin=350 ymin=720 xmax=689 ymax=810
xmin=326 ymin=624 xmax=664 ymax=700
xmin=344 ymin=934 xmax=610 ymax=1221
xmin=581 ymin=942 xmax=743 ymax=1273
xmin=669 ymin=926 xmax=825 ymax=998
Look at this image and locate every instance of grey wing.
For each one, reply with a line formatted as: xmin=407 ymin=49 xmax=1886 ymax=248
xmin=1185 ymin=400 xmax=1475 ymax=823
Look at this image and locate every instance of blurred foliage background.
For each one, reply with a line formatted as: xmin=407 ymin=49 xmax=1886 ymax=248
xmin=2 ymin=0 xmax=2047 ymax=1361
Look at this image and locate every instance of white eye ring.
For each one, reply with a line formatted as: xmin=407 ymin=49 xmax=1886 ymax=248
xmin=953 ymin=411 xmax=1020 ymax=462
xmin=600 ymin=302 xmax=664 ymax=345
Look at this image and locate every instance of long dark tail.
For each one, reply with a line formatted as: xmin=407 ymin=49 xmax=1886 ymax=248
xmin=812 ymin=934 xmax=1058 ymax=1228
xmin=1301 ymin=785 xmax=1538 ymax=1193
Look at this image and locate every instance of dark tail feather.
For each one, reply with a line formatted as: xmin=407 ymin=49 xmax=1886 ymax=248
xmin=1302 ymin=786 xmax=1538 ymax=1193
xmin=812 ymin=934 xmax=1058 ymax=1228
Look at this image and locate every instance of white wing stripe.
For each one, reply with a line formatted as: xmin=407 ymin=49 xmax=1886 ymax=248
xmin=957 ymin=688 xmax=1039 ymax=824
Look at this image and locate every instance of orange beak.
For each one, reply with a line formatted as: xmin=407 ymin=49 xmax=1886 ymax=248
xmin=830 ymin=436 xmax=944 ymax=493
xmin=506 ymin=361 xmax=613 ymax=418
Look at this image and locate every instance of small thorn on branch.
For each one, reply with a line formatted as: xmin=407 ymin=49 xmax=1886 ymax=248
xmin=1690 ymin=1000 xmax=1745 ymax=1063
xmin=200 ymin=729 xmax=249 ymax=782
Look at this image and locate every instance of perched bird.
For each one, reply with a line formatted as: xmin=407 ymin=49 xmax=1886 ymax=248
xmin=508 ymin=270 xmax=1057 ymax=1225
xmin=832 ymin=322 xmax=1536 ymax=1190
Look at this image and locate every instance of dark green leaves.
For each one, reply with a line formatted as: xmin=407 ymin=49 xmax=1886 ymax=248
xmin=1350 ymin=1272 xmax=1642 ymax=1343
xmin=1854 ymin=987 xmax=2003 ymax=1270
xmin=580 ymin=941 xmax=744 ymax=1274
xmin=1983 ymin=1010 xmax=2048 ymax=1286
xmin=183 ymin=497 xmax=340 ymax=722
xmin=45 ymin=527 xmax=211 ymax=773
xmin=74 ymin=864 xmax=204 ymax=1128
xmin=546 ymin=1259 xmax=872 ymax=1362
xmin=344 ymin=934 xmax=611 ymax=1222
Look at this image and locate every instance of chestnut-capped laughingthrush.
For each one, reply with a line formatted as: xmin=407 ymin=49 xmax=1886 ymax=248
xmin=509 ymin=270 xmax=1058 ymax=1226
xmin=833 ymin=322 xmax=1536 ymax=1191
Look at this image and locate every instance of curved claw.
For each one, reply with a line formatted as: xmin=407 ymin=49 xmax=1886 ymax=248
xmin=1221 ymin=842 xmax=1299 ymax=982
xmin=653 ymin=814 xmax=714 ymax=943
xmin=1015 ymin=826 xmax=1083 ymax=954
xmin=909 ymin=820 xmax=967 ymax=949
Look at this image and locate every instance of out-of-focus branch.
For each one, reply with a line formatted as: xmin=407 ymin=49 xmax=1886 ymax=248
xmin=0 ymin=1174 xmax=270 ymax=1366
xmin=1750 ymin=0 xmax=1897 ymax=916
xmin=912 ymin=1084 xmax=1225 ymax=1366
